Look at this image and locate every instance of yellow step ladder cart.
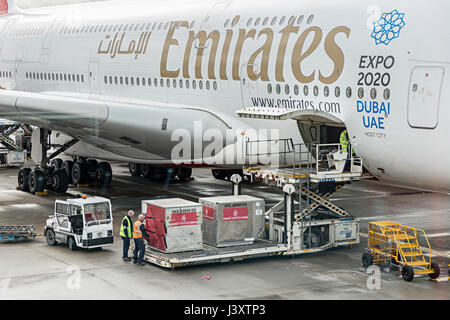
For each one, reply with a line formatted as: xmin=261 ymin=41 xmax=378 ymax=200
xmin=361 ymin=221 xmax=440 ymax=282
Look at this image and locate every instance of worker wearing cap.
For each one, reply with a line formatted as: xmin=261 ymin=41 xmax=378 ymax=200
xmin=133 ymin=214 xmax=150 ymax=266
xmin=120 ymin=210 xmax=135 ymax=262
xmin=340 ymin=129 xmax=352 ymax=172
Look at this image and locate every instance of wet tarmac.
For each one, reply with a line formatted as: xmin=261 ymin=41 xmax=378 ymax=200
xmin=0 ymin=163 xmax=448 ymax=300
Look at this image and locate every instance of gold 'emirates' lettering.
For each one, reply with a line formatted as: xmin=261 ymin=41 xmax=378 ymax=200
xmin=154 ymin=17 xmax=351 ymax=84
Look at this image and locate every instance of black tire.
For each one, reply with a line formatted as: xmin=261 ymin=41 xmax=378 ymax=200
xmin=18 ymin=168 xmax=31 ymax=192
xmin=152 ymin=166 xmax=167 ymax=182
xmin=51 ymin=169 xmax=69 ymax=194
xmin=62 ymin=160 xmax=74 ymax=184
xmin=29 ymin=170 xmax=46 ymax=194
xmin=362 ymin=252 xmax=374 ymax=268
xmin=141 ymin=164 xmax=152 ymax=178
xmin=128 ymin=163 xmax=142 ymax=177
xmin=177 ymin=168 xmax=192 ymax=180
xmin=212 ymin=169 xmax=226 ymax=180
xmin=97 ymin=162 xmax=112 ymax=186
xmin=50 ymin=158 xmax=63 ymax=170
xmin=68 ymin=237 xmax=76 ymax=251
xmin=71 ymin=162 xmax=88 ymax=185
xmin=304 ymin=228 xmax=324 ymax=248
xmin=429 ymin=263 xmax=440 ymax=280
xmin=46 ymin=229 xmax=57 ymax=246
xmin=402 ymin=266 xmax=415 ymax=282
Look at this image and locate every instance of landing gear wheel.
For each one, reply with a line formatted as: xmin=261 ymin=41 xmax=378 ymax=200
xmin=46 ymin=229 xmax=57 ymax=246
xmin=18 ymin=168 xmax=31 ymax=192
xmin=429 ymin=263 xmax=440 ymax=280
xmin=51 ymin=169 xmax=69 ymax=194
xmin=68 ymin=237 xmax=76 ymax=251
xmin=29 ymin=170 xmax=46 ymax=194
xmin=128 ymin=163 xmax=142 ymax=177
xmin=50 ymin=158 xmax=63 ymax=170
xmin=71 ymin=162 xmax=88 ymax=185
xmin=304 ymin=228 xmax=324 ymax=248
xmin=62 ymin=160 xmax=74 ymax=184
xmin=212 ymin=169 xmax=226 ymax=180
xmin=402 ymin=266 xmax=415 ymax=282
xmin=152 ymin=166 xmax=167 ymax=182
xmin=362 ymin=252 xmax=374 ymax=268
xmin=141 ymin=164 xmax=152 ymax=178
xmin=177 ymin=168 xmax=192 ymax=181
xmin=97 ymin=162 xmax=112 ymax=187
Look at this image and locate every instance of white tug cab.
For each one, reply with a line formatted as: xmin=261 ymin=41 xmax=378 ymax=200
xmin=44 ymin=196 xmax=114 ymax=250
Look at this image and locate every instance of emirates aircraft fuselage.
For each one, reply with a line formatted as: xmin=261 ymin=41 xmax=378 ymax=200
xmin=0 ymin=0 xmax=449 ymax=192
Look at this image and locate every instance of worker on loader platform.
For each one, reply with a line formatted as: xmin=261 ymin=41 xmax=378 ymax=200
xmin=120 ymin=210 xmax=135 ymax=262
xmin=133 ymin=214 xmax=150 ymax=266
xmin=340 ymin=129 xmax=352 ymax=172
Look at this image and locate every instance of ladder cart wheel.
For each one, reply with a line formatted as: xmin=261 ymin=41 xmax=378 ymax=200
xmin=362 ymin=252 xmax=373 ymax=268
xmin=428 ymin=263 xmax=440 ymax=280
xmin=46 ymin=229 xmax=57 ymax=246
xmin=68 ymin=237 xmax=76 ymax=251
xmin=401 ymin=266 xmax=414 ymax=282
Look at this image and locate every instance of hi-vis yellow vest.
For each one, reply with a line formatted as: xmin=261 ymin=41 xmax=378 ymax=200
xmin=120 ymin=216 xmax=132 ymax=238
xmin=340 ymin=130 xmax=349 ymax=153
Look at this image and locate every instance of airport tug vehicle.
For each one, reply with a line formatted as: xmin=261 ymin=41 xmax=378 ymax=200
xmin=44 ymin=196 xmax=113 ymax=250
xmin=362 ymin=221 xmax=440 ymax=282
xmin=138 ymin=141 xmax=361 ymax=269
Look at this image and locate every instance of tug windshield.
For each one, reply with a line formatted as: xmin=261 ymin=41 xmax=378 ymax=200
xmin=83 ymin=202 xmax=111 ymax=223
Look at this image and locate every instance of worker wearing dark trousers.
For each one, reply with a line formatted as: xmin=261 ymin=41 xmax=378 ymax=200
xmin=120 ymin=210 xmax=135 ymax=262
xmin=133 ymin=214 xmax=150 ymax=266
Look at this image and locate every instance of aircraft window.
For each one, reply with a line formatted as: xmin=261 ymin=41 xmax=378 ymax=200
xmin=64 ymin=74 xmax=67 ymax=81
xmin=136 ymin=77 xmax=140 ymax=86
xmin=166 ymin=79 xmax=170 ymax=87
xmin=135 ymin=24 xmax=141 ymax=31
xmin=383 ymin=88 xmax=390 ymax=100
xmin=231 ymin=16 xmax=240 ymax=27
xmin=179 ymin=79 xmax=183 ymax=88
xmin=148 ymin=78 xmax=151 ymax=86
xmin=104 ymin=76 xmax=108 ymax=84
xmin=224 ymin=19 xmax=230 ymax=28
xmin=280 ymin=16 xmax=286 ymax=25
xmin=90 ymin=26 xmax=95 ymax=32
xmin=25 ymin=72 xmax=28 ymax=79
xmin=109 ymin=76 xmax=112 ymax=84
xmin=271 ymin=17 xmax=277 ymax=26
xmin=99 ymin=26 xmax=103 ymax=33
xmin=154 ymin=78 xmax=158 ymax=87
xmin=76 ymin=75 xmax=80 ymax=82
xmin=307 ymin=15 xmax=314 ymax=24
xmin=158 ymin=23 xmax=163 ymax=30
xmin=276 ymin=84 xmax=281 ymax=94
xmin=335 ymin=86 xmax=340 ymax=97
xmin=124 ymin=24 xmax=129 ymax=31
xmin=160 ymin=79 xmax=164 ymax=87
xmin=173 ymin=79 xmax=177 ymax=88
xmin=52 ymin=74 xmax=55 ymax=81
xmin=370 ymin=88 xmax=377 ymax=99
xmin=114 ymin=76 xmax=118 ymax=85
xmin=113 ymin=25 xmax=118 ymax=32
xmin=324 ymin=86 xmax=329 ymax=97
xmin=294 ymin=84 xmax=299 ymax=95
xmin=263 ymin=17 xmax=269 ymax=26
xmin=142 ymin=77 xmax=146 ymax=86
xmin=152 ymin=23 xmax=157 ymax=30
xmin=164 ymin=22 xmax=169 ymax=30
xmin=346 ymin=87 xmax=352 ymax=98
xmin=125 ymin=77 xmax=129 ymax=85
xmin=213 ymin=81 xmax=217 ymax=90
xmin=184 ymin=79 xmax=189 ymax=89
xmin=313 ymin=86 xmax=319 ymax=96
xmin=141 ymin=24 xmax=146 ymax=31
xmin=192 ymin=80 xmax=197 ymax=89
xmin=303 ymin=85 xmax=309 ymax=96
xmin=44 ymin=73 xmax=47 ymax=81
xmin=120 ymin=77 xmax=123 ymax=85
xmin=288 ymin=16 xmax=295 ymax=25
xmin=358 ymin=88 xmax=364 ymax=98
xmin=285 ymin=84 xmax=290 ymax=95
xmin=146 ymin=23 xmax=152 ymax=31
xmin=131 ymin=77 xmax=135 ymax=86
xmin=267 ymin=83 xmax=272 ymax=94
xmin=247 ymin=18 xmax=253 ymax=27
xmin=206 ymin=80 xmax=210 ymax=90
xmin=94 ymin=26 xmax=99 ymax=32
xmin=255 ymin=18 xmax=261 ymax=26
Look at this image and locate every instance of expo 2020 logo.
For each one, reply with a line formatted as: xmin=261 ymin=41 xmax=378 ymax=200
xmin=371 ymin=10 xmax=406 ymax=45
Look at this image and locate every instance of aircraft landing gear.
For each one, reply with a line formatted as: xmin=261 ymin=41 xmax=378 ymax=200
xmin=69 ymin=158 xmax=112 ymax=187
xmin=128 ymin=163 xmax=192 ymax=182
xmin=212 ymin=169 xmax=244 ymax=181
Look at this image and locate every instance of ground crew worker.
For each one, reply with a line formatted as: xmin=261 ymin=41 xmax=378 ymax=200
xmin=340 ymin=129 xmax=352 ymax=172
xmin=133 ymin=214 xmax=150 ymax=266
xmin=120 ymin=210 xmax=135 ymax=262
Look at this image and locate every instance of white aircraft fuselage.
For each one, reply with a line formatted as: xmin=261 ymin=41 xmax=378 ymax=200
xmin=0 ymin=0 xmax=448 ymax=192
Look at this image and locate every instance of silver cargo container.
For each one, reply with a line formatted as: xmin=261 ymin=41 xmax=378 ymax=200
xmin=199 ymin=195 xmax=265 ymax=247
xmin=142 ymin=198 xmax=203 ymax=253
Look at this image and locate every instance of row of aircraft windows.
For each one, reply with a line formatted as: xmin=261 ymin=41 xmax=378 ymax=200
xmin=10 ymin=13 xmax=314 ymax=38
xmin=267 ymin=83 xmax=391 ymax=100
xmin=0 ymin=71 xmax=12 ymax=78
xmin=25 ymin=72 xmax=85 ymax=83
xmin=104 ymin=75 xmax=219 ymax=91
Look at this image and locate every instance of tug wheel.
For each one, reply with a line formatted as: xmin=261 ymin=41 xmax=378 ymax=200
xmin=46 ymin=229 xmax=57 ymax=246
